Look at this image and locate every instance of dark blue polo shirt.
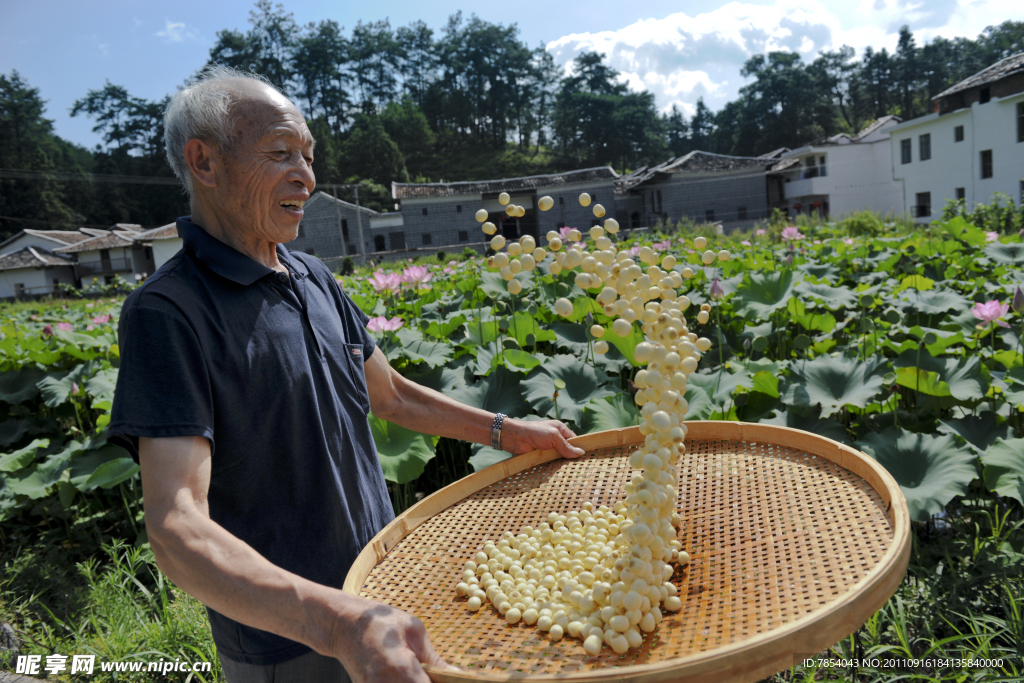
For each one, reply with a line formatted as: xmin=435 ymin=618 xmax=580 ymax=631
xmin=107 ymin=218 xmax=394 ymax=665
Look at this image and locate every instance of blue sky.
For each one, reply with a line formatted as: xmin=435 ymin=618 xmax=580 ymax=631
xmin=2 ymin=0 xmax=1021 ymax=150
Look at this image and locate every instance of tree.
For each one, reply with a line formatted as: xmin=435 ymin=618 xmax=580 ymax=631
xmin=809 ymin=46 xmax=859 ymax=131
xmin=894 ymin=26 xmax=921 ymax=119
xmin=381 ymin=97 xmax=435 ymax=176
xmin=208 ymin=0 xmax=299 ymax=93
xmin=339 ymin=114 xmax=408 ymax=188
xmin=396 ymin=21 xmax=436 ymax=106
xmin=293 ymin=19 xmax=350 ymax=128
xmin=690 ymin=98 xmax=714 ymax=151
xmin=665 ymin=105 xmax=690 ymax=157
xmin=349 ymin=19 xmax=400 ymax=110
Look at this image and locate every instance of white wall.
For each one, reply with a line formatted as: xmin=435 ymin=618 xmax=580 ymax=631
xmin=891 ymin=91 xmax=1024 ymax=223
xmin=0 ymin=266 xmax=76 ymax=299
xmin=151 ymin=238 xmax=183 ymax=272
xmin=0 ymin=233 xmax=73 ymax=256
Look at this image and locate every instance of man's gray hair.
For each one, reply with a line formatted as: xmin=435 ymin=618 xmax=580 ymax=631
xmin=164 ymin=65 xmax=281 ymax=195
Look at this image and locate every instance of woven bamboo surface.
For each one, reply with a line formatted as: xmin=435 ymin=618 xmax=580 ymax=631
xmin=344 ymin=422 xmax=911 ymax=682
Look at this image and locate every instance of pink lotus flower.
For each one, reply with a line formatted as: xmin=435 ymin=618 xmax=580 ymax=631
xmin=652 ymin=240 xmax=671 ymax=251
xmin=366 ymin=316 xmax=404 ymax=333
xmin=92 ymin=314 xmax=111 ymax=324
xmin=709 ymin=276 xmax=724 ymax=300
xmin=443 ymin=267 xmax=455 ymax=275
xmin=56 ymin=322 xmax=73 ymax=332
xmin=1013 ymin=286 xmax=1024 ymax=314
xmin=813 ymin=239 xmax=821 ymax=245
xmin=985 ymin=231 xmax=999 ymax=242
xmin=625 ymin=245 xmax=643 ymax=257
xmin=71 ymin=382 xmax=79 ymax=396
xmin=86 ymin=325 xmax=94 ymax=331
xmin=448 ymin=260 xmax=458 ymax=266
xmin=558 ymin=226 xmax=582 ymax=242
xmin=781 ymin=226 xmax=804 ymax=241
xmin=843 ymin=238 xmax=856 ymax=245
xmin=42 ymin=324 xmax=53 ymax=337
xmin=755 ymin=229 xmax=766 ymax=236
xmin=401 ymin=265 xmax=433 ymax=288
xmin=85 ymin=303 xmax=93 ymax=308
xmin=367 ymin=270 xmax=403 ymax=294
xmin=971 ymin=300 xmax=1010 ymax=328
xmin=740 ymin=240 xmax=751 ymax=246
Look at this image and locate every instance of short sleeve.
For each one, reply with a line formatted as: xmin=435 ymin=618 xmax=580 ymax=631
xmin=106 ymin=304 xmax=215 ymax=462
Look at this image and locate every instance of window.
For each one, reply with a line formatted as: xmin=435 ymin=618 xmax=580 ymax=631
xmin=705 ymin=209 xmax=715 ymax=223
xmin=297 ymin=223 xmax=304 ymax=238
xmin=737 ymin=206 xmax=748 ymax=221
xmin=819 ymin=155 xmax=827 ymax=177
xmin=305 ymin=248 xmax=315 ymax=255
xmin=144 ymin=247 xmax=153 ymax=260
xmin=919 ymin=133 xmax=931 ymax=161
xmin=630 ymin=212 xmax=639 ymax=229
xmin=980 ymin=150 xmax=993 ymax=179
xmin=900 ymin=139 xmax=912 ymax=164
xmin=656 ymin=190 xmax=662 ymax=212
xmin=456 ymin=205 xmax=462 ymax=213
xmin=422 ymin=207 xmax=428 ymax=216
xmin=390 ymin=232 xmax=406 ymax=251
xmin=915 ymin=192 xmax=931 ymax=218
xmin=421 ymin=233 xmax=432 ymax=245
xmin=979 ymin=87 xmax=991 ymax=104
xmin=374 ymin=235 xmax=386 ymax=252
xmin=803 ymin=156 xmax=818 ymax=178
xmin=341 ymin=219 xmax=349 ymax=240
xmin=956 ymin=187 xmax=965 ymax=201
xmin=1018 ymin=102 xmax=1024 ymax=142
xmin=955 ymin=125 xmax=964 ymax=142
xmin=345 ymin=243 xmax=355 ymax=255
xmin=559 ymin=196 xmax=564 ymax=205
xmin=14 ymin=283 xmax=24 ymax=297
xmin=458 ymin=230 xmax=468 ymax=242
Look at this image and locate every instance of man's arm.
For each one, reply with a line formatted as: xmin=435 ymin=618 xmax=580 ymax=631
xmin=140 ymin=435 xmax=448 ymax=682
xmin=363 ymin=347 xmax=585 ymax=459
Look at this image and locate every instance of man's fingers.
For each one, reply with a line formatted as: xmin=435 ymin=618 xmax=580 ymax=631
xmin=555 ymin=434 xmax=586 ymax=459
xmin=552 ymin=420 xmax=577 ymax=439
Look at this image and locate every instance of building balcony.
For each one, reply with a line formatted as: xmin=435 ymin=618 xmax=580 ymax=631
xmin=784 ymin=176 xmax=831 ymax=200
xmin=77 ymin=258 xmax=131 ymax=276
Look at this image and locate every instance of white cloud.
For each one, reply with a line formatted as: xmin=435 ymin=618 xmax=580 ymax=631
xmin=545 ymin=0 xmax=1024 ymax=118
xmin=156 ymin=19 xmax=198 ymax=43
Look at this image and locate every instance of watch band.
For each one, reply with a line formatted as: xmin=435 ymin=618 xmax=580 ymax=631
xmin=491 ymin=413 xmax=507 ymax=450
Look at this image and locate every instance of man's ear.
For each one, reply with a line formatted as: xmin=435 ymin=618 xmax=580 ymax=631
xmin=183 ymin=139 xmax=219 ymax=189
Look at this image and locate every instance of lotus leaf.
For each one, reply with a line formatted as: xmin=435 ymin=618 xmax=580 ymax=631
xmin=899 ymin=288 xmax=970 ymax=315
xmin=981 ymin=438 xmax=1024 ymax=504
xmin=0 ymin=368 xmax=48 ymax=405
xmin=758 ymin=409 xmax=850 ymax=444
xmin=784 ymin=355 xmax=887 ymax=417
xmin=522 ymin=355 xmax=615 ymax=424
xmin=857 ymin=428 xmax=977 ymax=521
xmin=794 ymin=281 xmax=858 ymax=310
xmin=686 ymin=367 xmax=753 ymax=404
xmin=6 ymin=450 xmax=74 ymax=499
xmin=468 ymin=443 xmax=512 ymax=472
xmin=368 ymin=414 xmax=437 ymax=484
xmin=448 ymin=367 xmax=529 ymax=419
xmin=683 ymin=385 xmax=715 ymax=420
xmin=0 ymin=438 xmax=49 ymax=473
xmin=85 ymin=457 xmax=140 ymax=489
xmin=936 ymin=413 xmax=1010 ymax=453
xmin=894 ymin=350 xmax=988 ymax=401
xmin=733 ymin=270 xmax=802 ymax=319
xmin=984 ymin=242 xmax=1024 ymax=267
xmin=580 ymin=392 xmax=639 ymax=433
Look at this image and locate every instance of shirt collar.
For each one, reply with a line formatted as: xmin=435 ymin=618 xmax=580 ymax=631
xmin=177 ymin=217 xmax=305 ymax=286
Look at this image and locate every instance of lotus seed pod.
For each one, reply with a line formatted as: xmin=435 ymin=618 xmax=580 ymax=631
xmin=583 ymin=634 xmax=602 ymax=655
xmin=506 ymin=607 xmax=522 ymax=624
xmin=468 ymin=596 xmax=482 ymax=611
xmin=661 ymin=255 xmax=677 ymax=269
xmin=555 ymin=298 xmax=574 ymax=317
xmin=499 ymin=192 xmax=511 ymax=205
xmin=475 ymin=208 xmax=489 ymax=222
xmin=521 ymin=254 xmax=536 ymax=271
xmin=694 ymin=236 xmax=707 ymax=249
xmin=546 ymin=230 xmax=559 ymax=241
xmin=550 ymin=624 xmax=565 ymax=641
xmin=663 ymin=595 xmax=682 ymax=612
xmin=490 ymin=235 xmax=506 ymax=250
xmin=550 ymin=262 xmax=563 ymax=275
xmin=507 ymin=242 xmax=523 ymax=257
xmin=494 ymin=253 xmax=510 ymax=268
xmin=538 ymin=195 xmax=554 ymax=211
xmin=533 ymin=247 xmax=547 ymax=261
xmin=579 ymin=193 xmax=592 ymax=207
xmin=697 ymin=310 xmax=709 ymax=325
xmin=718 ymin=249 xmax=731 ymax=262
xmin=589 ymin=226 xmax=605 ymax=240
xmin=482 ymin=221 xmax=497 ymax=235
xmin=548 ymin=237 xmax=563 ymax=252
xmin=507 ymin=279 xmax=523 ymax=295
xmin=509 ymin=259 xmax=522 ymax=274
xmin=604 ymin=217 xmax=619 ymax=233
xmin=595 ymin=236 xmax=612 ymax=250
xmin=521 ymin=235 xmax=537 ymax=252
xmin=594 ymin=340 xmax=609 ymax=355
xmin=593 ymin=204 xmax=606 ymax=218
xmin=505 ymin=204 xmax=517 ymax=217
xmin=701 ymin=250 xmax=716 ymax=265
xmin=499 ymin=266 xmax=513 ymax=281
xmin=681 ymin=267 xmax=694 ymax=279
xmin=568 ymin=229 xmax=582 ymax=242
xmin=518 ymin=205 xmax=528 ymax=217
xmin=695 ymin=337 xmax=711 ymax=352
xmin=590 ymin=324 xmax=606 ymax=338
xmin=681 ymin=356 xmax=698 ymax=373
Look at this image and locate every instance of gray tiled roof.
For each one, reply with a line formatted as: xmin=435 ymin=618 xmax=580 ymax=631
xmin=133 ymin=223 xmax=179 ymax=240
xmin=934 ymin=52 xmax=1024 ymax=100
xmin=393 ymin=167 xmax=619 ymax=199
xmin=23 ymin=229 xmax=92 ymax=244
xmin=617 ymin=151 xmax=770 ymax=190
xmin=54 ymin=230 xmax=136 ymax=254
xmin=0 ymin=247 xmax=76 ymax=272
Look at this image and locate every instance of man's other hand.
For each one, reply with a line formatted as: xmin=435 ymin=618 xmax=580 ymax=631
xmin=502 ymin=419 xmax=585 ymax=459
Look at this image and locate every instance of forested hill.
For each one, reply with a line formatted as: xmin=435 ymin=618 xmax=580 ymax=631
xmin=2 ymin=0 xmax=1023 ymax=237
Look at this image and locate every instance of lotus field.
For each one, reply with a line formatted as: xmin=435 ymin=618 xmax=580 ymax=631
xmin=1 ymin=214 xmax=1024 ymax=680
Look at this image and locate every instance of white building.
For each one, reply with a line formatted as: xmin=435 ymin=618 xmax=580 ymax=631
xmin=0 ymin=228 xmax=97 ymax=255
xmin=769 ymin=116 xmax=905 ymax=220
xmin=890 ymin=52 xmax=1024 ymax=222
xmin=54 ymin=225 xmax=154 ymax=285
xmin=0 ymin=247 xmax=77 ymax=299
xmin=132 ymin=223 xmax=182 ymax=273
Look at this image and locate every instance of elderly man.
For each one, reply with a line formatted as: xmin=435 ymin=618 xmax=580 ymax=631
xmin=107 ymin=66 xmax=584 ymax=683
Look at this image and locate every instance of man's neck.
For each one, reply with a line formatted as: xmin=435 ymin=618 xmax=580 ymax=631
xmin=190 ymin=201 xmax=286 ymax=272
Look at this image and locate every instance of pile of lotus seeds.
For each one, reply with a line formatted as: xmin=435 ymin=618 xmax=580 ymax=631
xmin=454 ymin=192 xmax=729 ymax=656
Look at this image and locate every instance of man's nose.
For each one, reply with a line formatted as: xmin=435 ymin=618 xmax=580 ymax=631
xmin=291 ymin=156 xmax=315 ymax=191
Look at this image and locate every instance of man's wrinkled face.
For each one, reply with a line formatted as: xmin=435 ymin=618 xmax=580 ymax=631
xmin=215 ymin=83 xmax=315 ymax=243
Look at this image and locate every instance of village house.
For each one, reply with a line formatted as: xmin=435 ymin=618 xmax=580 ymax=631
xmin=286 ymin=191 xmax=387 ymax=262
xmin=53 ymin=224 xmax=153 ymax=285
xmin=890 ymin=52 xmax=1024 ymax=222
xmin=767 ymin=116 xmax=905 ymax=220
xmin=615 ymin=151 xmax=782 ymax=232
xmin=391 ymin=167 xmax=620 ymax=251
xmin=132 ymin=223 xmax=182 ymax=273
xmin=0 ymin=247 xmax=77 ymax=299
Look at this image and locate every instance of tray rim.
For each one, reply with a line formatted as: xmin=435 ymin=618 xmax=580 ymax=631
xmin=343 ymin=421 xmax=912 ymax=683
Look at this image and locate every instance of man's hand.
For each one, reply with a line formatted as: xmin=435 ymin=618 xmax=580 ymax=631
xmin=502 ymin=418 xmax=585 ymax=459
xmin=331 ymin=596 xmax=453 ymax=683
